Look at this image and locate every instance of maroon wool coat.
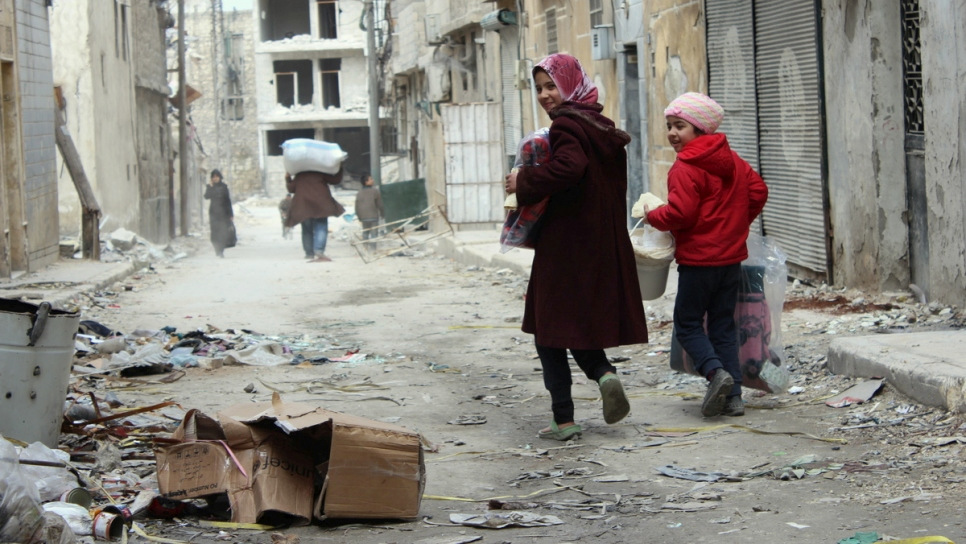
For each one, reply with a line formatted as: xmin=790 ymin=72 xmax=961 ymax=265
xmin=515 ymin=103 xmax=649 ymax=350
xmin=284 ymin=169 xmax=345 ymax=227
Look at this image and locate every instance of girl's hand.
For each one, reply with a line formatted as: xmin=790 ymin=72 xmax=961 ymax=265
xmin=504 ymin=169 xmax=518 ymax=194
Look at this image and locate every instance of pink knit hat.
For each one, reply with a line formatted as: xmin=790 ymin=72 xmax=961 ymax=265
xmin=664 ymin=92 xmax=724 ymax=134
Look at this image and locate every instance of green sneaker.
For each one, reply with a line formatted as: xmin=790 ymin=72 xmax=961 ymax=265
xmin=599 ymin=374 xmax=630 ymax=424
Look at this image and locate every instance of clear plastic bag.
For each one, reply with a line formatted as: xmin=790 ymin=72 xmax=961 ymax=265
xmin=0 ymin=435 xmax=46 ymax=543
xmin=669 ymin=233 xmax=790 ymax=393
xmin=500 ymin=129 xmax=551 ymax=253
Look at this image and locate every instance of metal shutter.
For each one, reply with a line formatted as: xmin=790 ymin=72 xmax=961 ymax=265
xmin=754 ymin=0 xmax=828 ymax=274
xmin=707 ymin=0 xmax=760 ymax=170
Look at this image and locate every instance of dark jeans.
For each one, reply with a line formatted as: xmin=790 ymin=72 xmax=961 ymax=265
xmin=300 ymin=217 xmax=329 ymax=257
xmin=674 ymin=263 xmax=742 ymax=397
xmin=536 ymin=344 xmax=616 ymax=425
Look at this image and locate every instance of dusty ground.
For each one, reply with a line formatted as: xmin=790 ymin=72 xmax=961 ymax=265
xmin=65 ymin=197 xmax=966 ymax=543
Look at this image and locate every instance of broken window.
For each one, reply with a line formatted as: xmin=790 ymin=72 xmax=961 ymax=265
xmin=226 ymin=33 xmax=245 ymax=96
xmin=261 ymin=0 xmax=311 ymax=42
xmin=273 ymin=60 xmax=313 ymax=107
xmin=318 ymin=0 xmax=338 ymax=39
xmin=222 ymin=98 xmax=244 ymax=121
xmin=320 ymin=58 xmax=341 ymax=108
xmin=267 ymin=128 xmax=315 ymax=156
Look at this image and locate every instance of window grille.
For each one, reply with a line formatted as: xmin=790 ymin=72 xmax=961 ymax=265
xmin=900 ymin=0 xmax=923 ymax=134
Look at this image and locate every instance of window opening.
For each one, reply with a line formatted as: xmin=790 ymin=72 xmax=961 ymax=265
xmin=222 ymin=98 xmax=244 ymax=120
xmin=320 ymin=58 xmax=341 ymax=108
xmin=589 ymin=0 xmax=603 ymax=28
xmin=318 ymin=0 xmax=338 ymax=39
xmin=273 ymin=59 xmax=313 ymax=106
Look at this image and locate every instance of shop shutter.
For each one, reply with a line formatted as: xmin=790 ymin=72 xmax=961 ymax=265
xmin=753 ymin=0 xmax=828 ymax=274
xmin=706 ymin=0 xmax=828 ymax=276
xmin=707 ymin=0 xmax=759 ymax=170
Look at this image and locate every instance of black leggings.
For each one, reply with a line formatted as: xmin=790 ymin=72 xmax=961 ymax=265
xmin=536 ymin=344 xmax=616 ymax=425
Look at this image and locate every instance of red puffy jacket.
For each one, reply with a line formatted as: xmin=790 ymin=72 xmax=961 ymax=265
xmin=646 ymin=133 xmax=768 ymax=266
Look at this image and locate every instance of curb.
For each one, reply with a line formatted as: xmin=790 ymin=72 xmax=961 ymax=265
xmin=828 ymin=331 xmax=966 ymax=413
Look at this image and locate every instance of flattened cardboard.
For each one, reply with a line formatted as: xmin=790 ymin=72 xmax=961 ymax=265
xmin=155 ymin=394 xmax=424 ymax=524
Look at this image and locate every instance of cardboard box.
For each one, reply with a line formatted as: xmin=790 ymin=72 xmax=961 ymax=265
xmin=155 ymin=394 xmax=425 ymax=524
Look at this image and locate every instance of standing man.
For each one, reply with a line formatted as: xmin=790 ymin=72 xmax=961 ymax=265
xmin=285 ymin=168 xmax=345 ymax=262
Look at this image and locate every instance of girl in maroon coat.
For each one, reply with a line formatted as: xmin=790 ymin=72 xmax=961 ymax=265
xmin=505 ymin=54 xmax=649 ymax=441
xmin=645 ymin=92 xmax=769 ymax=417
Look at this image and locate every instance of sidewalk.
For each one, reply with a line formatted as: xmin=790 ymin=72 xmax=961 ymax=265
xmin=435 ymin=226 xmax=966 ymax=414
xmin=0 ymin=259 xmax=144 ymax=310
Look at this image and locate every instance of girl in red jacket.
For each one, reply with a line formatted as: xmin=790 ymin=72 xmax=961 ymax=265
xmin=645 ymin=92 xmax=768 ymax=417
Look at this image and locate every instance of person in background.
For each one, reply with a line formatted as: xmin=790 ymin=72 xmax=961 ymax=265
xmin=504 ymin=53 xmax=648 ymax=441
xmin=204 ymin=169 xmax=234 ymax=258
xmin=354 ymin=173 xmax=383 ymax=251
xmin=644 ymin=92 xmax=769 ymax=417
xmin=285 ymin=168 xmax=345 ymax=262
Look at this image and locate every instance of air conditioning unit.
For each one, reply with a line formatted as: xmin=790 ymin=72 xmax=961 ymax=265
xmin=425 ymin=14 xmax=443 ymax=45
xmin=591 ymin=25 xmax=615 ymax=60
xmin=480 ymin=9 xmax=518 ymax=32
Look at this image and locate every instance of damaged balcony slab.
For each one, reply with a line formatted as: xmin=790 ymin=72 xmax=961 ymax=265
xmin=828 ymin=330 xmax=966 ymax=413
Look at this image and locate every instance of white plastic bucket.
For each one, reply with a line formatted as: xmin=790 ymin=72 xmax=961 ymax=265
xmin=635 ymin=257 xmax=671 ymax=300
xmin=0 ymin=299 xmax=79 ymax=447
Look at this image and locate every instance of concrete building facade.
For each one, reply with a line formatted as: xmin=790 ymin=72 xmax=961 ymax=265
xmin=382 ymin=0 xmax=965 ymax=307
xmin=385 ymin=0 xmax=621 ymax=230
xmin=252 ymin=0 xmax=380 ymax=197
xmin=184 ymin=0 xmax=259 ymax=197
xmin=0 ymin=0 xmax=58 ymax=277
xmin=50 ymin=0 xmax=173 ymax=244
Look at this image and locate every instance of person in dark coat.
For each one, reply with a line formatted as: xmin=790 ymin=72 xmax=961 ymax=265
xmin=285 ymin=168 xmax=345 ymax=262
xmin=504 ymin=53 xmax=649 ymax=441
xmin=204 ymin=169 xmax=234 ymax=257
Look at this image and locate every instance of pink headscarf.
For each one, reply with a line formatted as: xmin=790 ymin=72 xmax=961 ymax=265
xmin=534 ymin=54 xmax=599 ymax=105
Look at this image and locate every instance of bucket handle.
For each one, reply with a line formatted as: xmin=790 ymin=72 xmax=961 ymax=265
xmin=27 ymin=302 xmax=52 ymax=346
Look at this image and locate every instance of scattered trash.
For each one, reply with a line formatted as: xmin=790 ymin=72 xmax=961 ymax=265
xmin=447 ymin=415 xmax=486 ymax=425
xmin=655 ymin=465 xmax=729 ymax=482
xmin=449 ymin=511 xmax=563 ymax=528
xmin=825 ymin=379 xmax=884 ymax=408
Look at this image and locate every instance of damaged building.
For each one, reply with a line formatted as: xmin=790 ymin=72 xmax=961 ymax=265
xmin=254 ymin=0 xmax=384 ymax=195
xmin=50 ymin=0 xmax=174 ymax=244
xmin=183 ymin=0 xmax=259 ymax=197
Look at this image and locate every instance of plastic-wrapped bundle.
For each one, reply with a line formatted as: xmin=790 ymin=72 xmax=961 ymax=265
xmin=500 ymin=129 xmax=551 ymax=253
xmin=281 ymin=139 xmax=347 ymax=175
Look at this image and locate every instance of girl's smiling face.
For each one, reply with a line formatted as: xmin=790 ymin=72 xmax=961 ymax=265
xmin=534 ymin=70 xmax=563 ymax=113
xmin=666 ymin=115 xmax=701 ymax=153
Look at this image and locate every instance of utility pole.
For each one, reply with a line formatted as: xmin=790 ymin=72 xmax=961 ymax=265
xmin=366 ymin=0 xmax=381 ymax=185
xmin=178 ymin=0 xmax=189 ymax=235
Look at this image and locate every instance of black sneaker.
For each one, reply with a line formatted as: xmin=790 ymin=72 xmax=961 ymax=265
xmin=722 ymin=396 xmax=745 ymax=417
xmin=701 ymin=371 xmax=734 ymax=417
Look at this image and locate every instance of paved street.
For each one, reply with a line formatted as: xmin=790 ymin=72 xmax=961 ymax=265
xmin=7 ymin=196 xmax=965 ymax=543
